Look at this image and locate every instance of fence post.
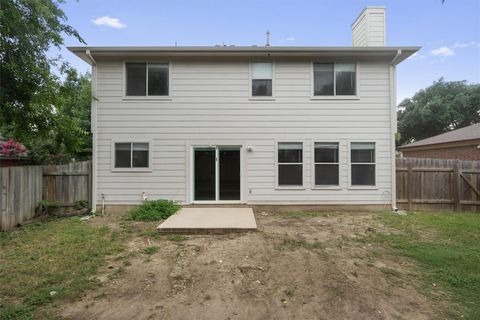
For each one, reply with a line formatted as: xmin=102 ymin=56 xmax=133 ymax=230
xmin=407 ymin=160 xmax=413 ymax=211
xmin=453 ymin=160 xmax=460 ymax=211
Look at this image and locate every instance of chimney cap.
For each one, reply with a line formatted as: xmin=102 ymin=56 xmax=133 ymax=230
xmin=351 ymin=6 xmax=386 ymax=28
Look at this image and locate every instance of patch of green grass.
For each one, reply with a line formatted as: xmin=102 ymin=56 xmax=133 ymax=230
xmin=372 ymin=211 xmax=480 ymax=319
xmin=142 ymin=246 xmax=160 ymax=255
xmin=277 ymin=237 xmax=324 ymax=251
xmin=167 ymin=234 xmax=188 ymax=242
xmin=273 ymin=211 xmax=336 ymax=218
xmin=0 ymin=217 xmax=125 ymax=319
xmin=0 ymin=305 xmax=32 ymax=320
xmin=129 ymin=199 xmax=180 ymax=221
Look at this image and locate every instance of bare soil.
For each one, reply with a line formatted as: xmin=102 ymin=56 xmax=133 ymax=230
xmin=61 ymin=212 xmax=438 ymax=320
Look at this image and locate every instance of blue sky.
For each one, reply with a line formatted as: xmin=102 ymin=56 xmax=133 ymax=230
xmin=59 ymin=0 xmax=480 ymax=103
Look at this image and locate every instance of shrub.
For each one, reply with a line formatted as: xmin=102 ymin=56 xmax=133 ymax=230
xmin=74 ymin=200 xmax=89 ymax=209
xmin=129 ymin=199 xmax=180 ymax=221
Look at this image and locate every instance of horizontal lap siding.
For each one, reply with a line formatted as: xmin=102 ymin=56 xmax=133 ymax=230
xmin=95 ymin=59 xmax=392 ymax=205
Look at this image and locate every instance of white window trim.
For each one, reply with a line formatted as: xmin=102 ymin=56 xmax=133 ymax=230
xmin=249 ymin=61 xmax=276 ymax=101
xmin=348 ymin=141 xmax=378 ymax=189
xmin=310 ymin=62 xmax=360 ymax=100
xmin=311 ymin=141 xmax=343 ymax=190
xmin=188 ymin=144 xmax=245 ymax=204
xmin=111 ymin=140 xmax=153 ymax=172
xmin=122 ymin=61 xmax=172 ymax=100
xmin=275 ymin=140 xmax=306 ymax=190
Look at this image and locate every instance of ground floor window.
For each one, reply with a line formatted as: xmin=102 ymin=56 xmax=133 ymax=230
xmin=278 ymin=142 xmax=303 ymax=186
xmin=114 ymin=142 xmax=149 ymax=168
xmin=314 ymin=142 xmax=339 ymax=186
xmin=350 ymin=142 xmax=375 ymax=186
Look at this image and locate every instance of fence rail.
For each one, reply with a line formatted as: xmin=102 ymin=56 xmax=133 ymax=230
xmin=1 ymin=161 xmax=91 ymax=231
xmin=396 ymin=158 xmax=480 ymax=211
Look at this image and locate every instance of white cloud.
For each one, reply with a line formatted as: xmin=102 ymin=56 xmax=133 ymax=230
xmin=452 ymin=41 xmax=480 ymax=49
xmin=430 ymin=46 xmax=455 ymax=57
xmin=451 ymin=42 xmax=469 ymax=48
xmin=91 ymin=16 xmax=126 ymax=28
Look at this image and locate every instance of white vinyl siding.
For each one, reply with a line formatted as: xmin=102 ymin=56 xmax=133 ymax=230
xmin=94 ymin=57 xmax=393 ymax=205
xmin=352 ymin=7 xmax=386 ymax=47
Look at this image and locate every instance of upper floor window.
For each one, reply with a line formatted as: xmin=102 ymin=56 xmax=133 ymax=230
xmin=126 ymin=63 xmax=169 ymax=96
xmin=350 ymin=142 xmax=375 ymax=186
xmin=251 ymin=62 xmax=273 ymax=96
xmin=313 ymin=63 xmax=356 ymax=96
xmin=115 ymin=142 xmax=149 ymax=168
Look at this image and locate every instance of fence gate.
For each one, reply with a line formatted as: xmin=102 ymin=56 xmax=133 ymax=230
xmin=396 ymin=158 xmax=480 ymax=211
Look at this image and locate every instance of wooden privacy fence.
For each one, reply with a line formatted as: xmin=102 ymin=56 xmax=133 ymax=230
xmin=43 ymin=161 xmax=92 ymax=206
xmin=1 ymin=161 xmax=91 ymax=231
xmin=396 ymin=158 xmax=480 ymax=211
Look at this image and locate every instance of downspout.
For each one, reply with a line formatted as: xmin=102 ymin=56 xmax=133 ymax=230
xmin=389 ymin=49 xmax=402 ymax=211
xmin=86 ymin=50 xmax=98 ymax=213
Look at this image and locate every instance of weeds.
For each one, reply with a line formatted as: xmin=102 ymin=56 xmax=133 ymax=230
xmin=167 ymin=234 xmax=188 ymax=242
xmin=142 ymin=246 xmax=160 ymax=255
xmin=277 ymin=237 xmax=324 ymax=251
xmin=283 ymin=287 xmax=295 ymax=297
xmin=129 ymin=200 xmax=180 ymax=221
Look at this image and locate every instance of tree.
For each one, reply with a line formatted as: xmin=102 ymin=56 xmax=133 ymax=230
xmin=24 ymin=65 xmax=92 ymax=163
xmin=57 ymin=65 xmax=92 ymax=158
xmin=0 ymin=0 xmax=87 ymax=163
xmin=397 ymin=79 xmax=480 ymax=145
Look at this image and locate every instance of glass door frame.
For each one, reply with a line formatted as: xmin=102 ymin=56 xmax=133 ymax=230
xmin=191 ymin=145 xmax=243 ymax=203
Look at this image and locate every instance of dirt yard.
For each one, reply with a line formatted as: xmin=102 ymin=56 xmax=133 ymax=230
xmin=58 ymin=211 xmax=441 ymax=320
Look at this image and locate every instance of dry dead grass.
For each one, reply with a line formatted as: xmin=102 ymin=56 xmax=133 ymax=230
xmin=58 ymin=211 xmax=438 ymax=320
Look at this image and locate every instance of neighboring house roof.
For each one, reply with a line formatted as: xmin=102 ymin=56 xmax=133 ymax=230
xmin=398 ymin=123 xmax=480 ymax=150
xmin=68 ymin=46 xmax=420 ymax=65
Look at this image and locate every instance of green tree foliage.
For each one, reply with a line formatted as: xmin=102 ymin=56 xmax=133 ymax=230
xmin=397 ymin=79 xmax=480 ymax=145
xmin=0 ymin=0 xmax=90 ymax=163
xmin=57 ymin=65 xmax=92 ymax=158
xmin=25 ymin=65 xmax=92 ymax=163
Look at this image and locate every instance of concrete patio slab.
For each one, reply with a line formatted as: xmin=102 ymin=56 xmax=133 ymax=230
xmin=157 ymin=208 xmax=257 ymax=234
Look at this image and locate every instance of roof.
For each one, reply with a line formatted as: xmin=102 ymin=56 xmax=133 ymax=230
xmin=398 ymin=123 xmax=480 ymax=150
xmin=67 ymin=46 xmax=420 ymax=65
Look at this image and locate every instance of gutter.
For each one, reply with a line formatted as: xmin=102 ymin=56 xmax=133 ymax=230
xmin=85 ymin=49 xmax=97 ymax=66
xmin=390 ymin=49 xmax=403 ymax=66
xmin=389 ymin=49 xmax=402 ymax=211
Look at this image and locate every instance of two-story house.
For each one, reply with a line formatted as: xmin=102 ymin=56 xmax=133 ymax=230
xmin=69 ymin=7 xmax=419 ymax=212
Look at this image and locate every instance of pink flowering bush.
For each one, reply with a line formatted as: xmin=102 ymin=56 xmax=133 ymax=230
xmin=1 ymin=139 xmax=26 ymax=156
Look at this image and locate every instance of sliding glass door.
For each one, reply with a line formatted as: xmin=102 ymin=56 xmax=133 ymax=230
xmin=193 ymin=147 xmax=241 ymax=202
xmin=194 ymin=148 xmax=216 ymax=201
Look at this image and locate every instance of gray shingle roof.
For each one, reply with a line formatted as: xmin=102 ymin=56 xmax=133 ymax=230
xmin=398 ymin=123 xmax=480 ymax=149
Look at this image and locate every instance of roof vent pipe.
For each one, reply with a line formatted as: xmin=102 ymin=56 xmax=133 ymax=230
xmin=265 ymin=30 xmax=270 ymax=47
